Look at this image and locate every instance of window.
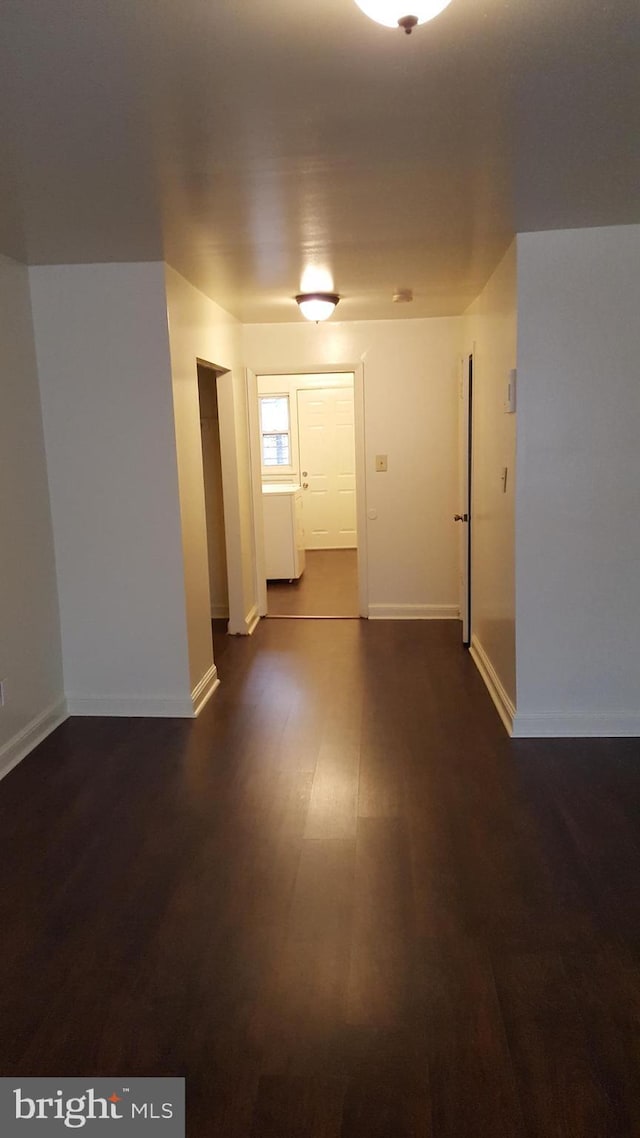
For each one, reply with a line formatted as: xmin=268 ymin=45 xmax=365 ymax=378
xmin=260 ymin=395 xmax=292 ymax=469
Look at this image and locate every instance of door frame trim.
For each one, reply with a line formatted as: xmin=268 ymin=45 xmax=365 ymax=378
xmin=465 ymin=350 xmax=474 ymax=647
xmin=458 ymin=344 xmax=475 ymax=646
xmin=246 ymin=363 xmax=368 ymax=618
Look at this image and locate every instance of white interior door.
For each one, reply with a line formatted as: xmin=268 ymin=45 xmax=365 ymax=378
xmin=297 ymin=387 xmax=357 ymax=549
xmin=457 ymin=354 xmax=473 ymax=645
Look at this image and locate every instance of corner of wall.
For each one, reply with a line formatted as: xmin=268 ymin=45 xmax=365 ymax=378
xmin=0 ymin=253 xmax=65 ymax=779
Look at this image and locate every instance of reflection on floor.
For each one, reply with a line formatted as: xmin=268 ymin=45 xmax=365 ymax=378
xmin=267 ymin=548 xmax=358 ymax=618
xmin=4 ymin=620 xmax=640 ymax=1135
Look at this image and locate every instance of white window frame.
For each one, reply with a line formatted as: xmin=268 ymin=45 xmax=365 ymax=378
xmin=259 ymin=394 xmax=295 ymax=476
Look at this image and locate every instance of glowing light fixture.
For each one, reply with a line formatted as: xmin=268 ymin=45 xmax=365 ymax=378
xmin=300 ymin=264 xmax=334 ymax=294
xmin=295 ymin=293 xmax=340 ymax=322
xmin=353 ymin=0 xmax=452 ymax=33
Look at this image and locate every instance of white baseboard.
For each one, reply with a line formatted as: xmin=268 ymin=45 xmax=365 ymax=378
xmin=228 ymin=602 xmax=260 ymax=637
xmin=470 ymin=637 xmax=640 ymax=738
xmin=511 ymin=710 xmax=640 ymax=738
xmin=0 ymin=697 xmax=68 ymax=783
xmin=191 ymin=664 xmax=220 ymax=716
xmin=469 ymin=635 xmax=516 ymax=736
xmin=210 ymin=604 xmax=229 ymax=620
xmin=245 ymin=604 xmax=260 ymax=635
xmin=65 ymin=694 xmax=196 ymax=718
xmin=368 ymin=603 xmax=460 ymax=620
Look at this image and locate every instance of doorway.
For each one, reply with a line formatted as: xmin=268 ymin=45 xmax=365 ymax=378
xmin=250 ymin=371 xmax=365 ymax=619
xmin=197 ymin=361 xmax=230 ymax=658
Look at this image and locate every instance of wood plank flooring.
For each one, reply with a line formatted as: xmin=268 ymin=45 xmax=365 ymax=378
xmin=1 ymin=618 xmax=640 ymax=1136
xmin=267 ymin=549 xmax=359 ymax=617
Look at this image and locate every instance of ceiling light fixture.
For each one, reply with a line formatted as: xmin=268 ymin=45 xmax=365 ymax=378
xmin=353 ymin=0 xmax=452 ymax=34
xmin=295 ymin=293 xmax=340 ymax=322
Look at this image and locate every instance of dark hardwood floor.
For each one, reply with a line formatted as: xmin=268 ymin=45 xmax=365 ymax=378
xmin=267 ymin=549 xmax=359 ymax=617
xmin=1 ymin=618 xmax=640 ymax=1136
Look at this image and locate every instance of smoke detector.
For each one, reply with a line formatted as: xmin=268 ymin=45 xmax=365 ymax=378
xmin=392 ymin=288 xmax=414 ymax=304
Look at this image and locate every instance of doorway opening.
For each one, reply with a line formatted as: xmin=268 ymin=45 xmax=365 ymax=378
xmin=197 ymin=360 xmax=230 ymax=660
xmin=255 ymin=372 xmax=361 ymax=619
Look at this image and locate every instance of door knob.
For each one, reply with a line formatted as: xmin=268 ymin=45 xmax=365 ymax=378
xmin=454 ymin=513 xmax=468 ymax=521
xmin=303 ymin=482 xmax=309 ymax=489
xmin=302 ymin=471 xmax=308 ymax=477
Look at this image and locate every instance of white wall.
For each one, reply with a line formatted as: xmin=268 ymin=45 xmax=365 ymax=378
xmin=515 ymin=224 xmax=640 ymax=735
xmin=464 ymin=242 xmax=517 ymax=714
xmin=30 ymin=262 xmax=194 ymax=716
xmin=244 ymin=319 xmax=461 ymax=618
xmin=164 ymin=265 xmax=257 ymax=648
xmin=0 ymin=254 xmax=64 ymax=776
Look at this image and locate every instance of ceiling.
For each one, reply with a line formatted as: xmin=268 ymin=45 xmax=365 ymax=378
xmin=1 ymin=0 xmax=638 ymax=322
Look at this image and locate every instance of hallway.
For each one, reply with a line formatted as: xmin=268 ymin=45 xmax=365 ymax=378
xmin=267 ymin=549 xmax=359 ymax=618
xmin=1 ymin=619 xmax=640 ymax=1136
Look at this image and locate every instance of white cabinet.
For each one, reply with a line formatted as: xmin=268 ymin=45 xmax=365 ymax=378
xmin=262 ymin=484 xmax=306 ymax=580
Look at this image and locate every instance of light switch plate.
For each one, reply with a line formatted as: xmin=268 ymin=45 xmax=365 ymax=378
xmin=375 ymin=454 xmax=388 ymax=472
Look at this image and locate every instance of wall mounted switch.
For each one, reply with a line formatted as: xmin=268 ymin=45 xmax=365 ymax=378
xmin=375 ymin=454 xmax=388 ymax=472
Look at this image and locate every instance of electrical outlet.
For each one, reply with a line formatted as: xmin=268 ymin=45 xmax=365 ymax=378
xmin=375 ymin=454 xmax=388 ymax=472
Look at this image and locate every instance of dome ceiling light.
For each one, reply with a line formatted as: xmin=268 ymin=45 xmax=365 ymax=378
xmin=353 ymin=0 xmax=453 ymax=34
xmin=295 ymin=293 xmax=340 ymax=322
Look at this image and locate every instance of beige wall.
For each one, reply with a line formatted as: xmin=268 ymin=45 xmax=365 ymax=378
xmin=0 ymin=254 xmax=64 ymax=776
xmin=464 ymin=242 xmax=517 ymax=707
xmin=244 ymin=318 xmax=462 ymax=617
xmin=164 ymin=265 xmax=256 ymax=659
xmin=198 ymin=366 xmax=229 ymax=619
